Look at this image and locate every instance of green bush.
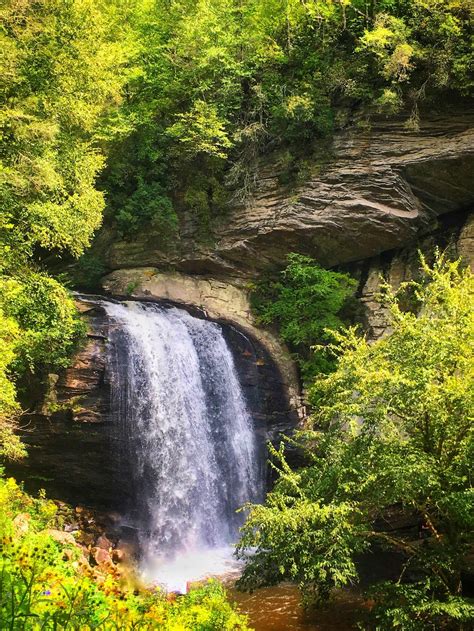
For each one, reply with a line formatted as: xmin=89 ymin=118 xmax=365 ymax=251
xmin=0 ymin=272 xmax=85 ymax=374
xmin=238 ymin=254 xmax=474 ymax=629
xmin=251 ymin=253 xmax=356 ymax=380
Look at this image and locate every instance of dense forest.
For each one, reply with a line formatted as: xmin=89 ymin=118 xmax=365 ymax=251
xmin=1 ymin=1 xmax=473 ymax=629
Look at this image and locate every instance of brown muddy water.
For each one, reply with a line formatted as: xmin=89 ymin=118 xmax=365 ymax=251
xmin=229 ymin=583 xmax=363 ymax=631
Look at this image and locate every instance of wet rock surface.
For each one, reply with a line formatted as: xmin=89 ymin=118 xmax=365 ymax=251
xmin=54 ymin=301 xmax=111 ymax=423
xmin=9 ymin=297 xmax=298 ymax=510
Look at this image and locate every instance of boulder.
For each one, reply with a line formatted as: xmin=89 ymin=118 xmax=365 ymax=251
xmin=96 ymin=534 xmax=112 ymax=550
xmin=92 ymin=546 xmax=113 ymax=567
xmin=12 ymin=513 xmax=30 ymax=536
xmin=44 ymin=529 xmax=76 ymax=546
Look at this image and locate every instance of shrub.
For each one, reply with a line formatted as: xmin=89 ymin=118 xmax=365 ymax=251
xmin=238 ymin=254 xmax=474 ymax=629
xmin=251 ymin=253 xmax=356 ymax=380
xmin=0 ymin=473 xmax=249 ymax=630
xmin=0 ymin=272 xmax=85 ymax=375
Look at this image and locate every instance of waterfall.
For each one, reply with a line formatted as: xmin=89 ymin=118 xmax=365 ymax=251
xmin=102 ymin=299 xmax=264 ymax=587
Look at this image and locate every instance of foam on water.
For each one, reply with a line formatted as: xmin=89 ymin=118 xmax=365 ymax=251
xmin=142 ymin=546 xmax=243 ymax=592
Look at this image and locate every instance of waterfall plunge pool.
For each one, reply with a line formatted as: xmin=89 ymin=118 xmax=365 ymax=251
xmin=142 ymin=545 xmax=243 ymax=593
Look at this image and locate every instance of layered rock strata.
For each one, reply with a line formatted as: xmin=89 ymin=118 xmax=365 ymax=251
xmin=101 ymin=111 xmax=474 ymax=277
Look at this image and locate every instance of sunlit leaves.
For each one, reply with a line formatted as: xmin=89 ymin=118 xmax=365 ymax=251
xmin=0 ymin=0 xmax=136 ymax=258
xmin=0 ymin=475 xmax=249 ymax=629
xmin=0 ymin=271 xmax=85 ymax=460
xmin=167 ymin=101 xmax=233 ymax=159
xmin=239 ymin=255 xmax=474 ymax=627
xmin=0 ymin=0 xmax=138 ymax=459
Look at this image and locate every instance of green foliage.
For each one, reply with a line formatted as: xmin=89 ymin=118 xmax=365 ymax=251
xmin=0 ymin=272 xmax=85 ymax=374
xmin=0 ymin=308 xmax=24 ymax=462
xmin=0 ymin=271 xmax=84 ymax=460
xmin=167 ymin=101 xmax=233 ymax=160
xmin=0 ymin=0 xmax=135 ymax=460
xmin=0 ymin=0 xmax=137 ymax=260
xmin=0 ymin=474 xmax=249 ymax=630
xmin=125 ymin=280 xmax=140 ymax=296
xmin=115 ymin=181 xmax=177 ymax=240
xmin=367 ymin=580 xmax=474 ymax=631
xmin=251 ymin=254 xmax=356 ymax=379
xmin=238 ymin=254 xmax=474 ymax=629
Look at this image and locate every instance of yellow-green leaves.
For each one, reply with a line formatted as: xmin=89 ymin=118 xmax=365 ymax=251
xmin=167 ymin=101 xmax=233 ymax=160
xmin=0 ymin=272 xmax=85 ymax=460
xmin=0 ymin=0 xmax=136 ymax=259
xmin=0 ymin=0 xmax=139 ymax=460
xmin=0 ymin=475 xmax=250 ymax=629
xmin=240 ymin=255 xmax=474 ymax=627
xmin=0 ymin=307 xmax=24 ymax=461
xmin=359 ymin=14 xmax=414 ymax=83
xmin=251 ymin=253 xmax=356 ymax=380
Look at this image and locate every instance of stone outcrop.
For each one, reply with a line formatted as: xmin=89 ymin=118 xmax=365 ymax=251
xmin=95 ymin=108 xmax=473 ymax=385
xmin=101 ymin=268 xmax=301 ymax=414
xmin=53 ymin=301 xmax=111 ymax=423
xmin=353 ymin=211 xmax=474 ymax=340
xmin=101 ymin=110 xmax=474 ymax=277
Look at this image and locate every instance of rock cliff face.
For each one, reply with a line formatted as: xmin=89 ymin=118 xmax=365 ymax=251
xmin=13 ymin=110 xmax=473 ymax=509
xmin=55 ymin=301 xmax=111 ymax=424
xmin=11 ymin=296 xmax=299 ymax=508
xmin=353 ymin=210 xmax=474 ymax=339
xmin=101 ymin=110 xmax=474 ymax=277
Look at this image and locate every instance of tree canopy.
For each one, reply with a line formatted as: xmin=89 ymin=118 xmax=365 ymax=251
xmin=237 ymin=255 xmax=474 ymax=629
xmin=0 ymin=0 xmax=137 ymax=260
xmin=0 ymin=0 xmax=136 ymax=460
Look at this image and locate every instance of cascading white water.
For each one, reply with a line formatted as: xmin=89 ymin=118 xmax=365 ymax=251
xmin=102 ymin=300 xmax=264 ymax=589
